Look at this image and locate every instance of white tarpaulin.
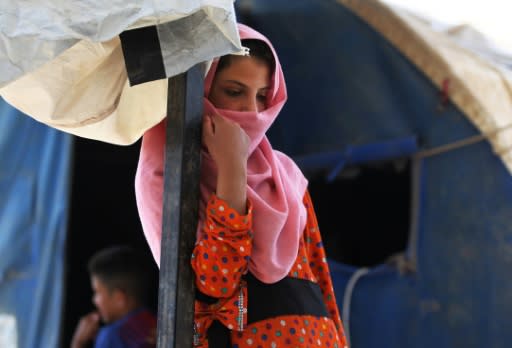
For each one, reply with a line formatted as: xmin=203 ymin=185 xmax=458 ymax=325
xmin=0 ymin=0 xmax=241 ymax=144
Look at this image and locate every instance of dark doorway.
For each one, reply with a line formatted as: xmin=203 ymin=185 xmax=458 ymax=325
xmin=61 ymin=137 xmax=159 ymax=347
xmin=307 ymin=159 xmax=411 ymax=267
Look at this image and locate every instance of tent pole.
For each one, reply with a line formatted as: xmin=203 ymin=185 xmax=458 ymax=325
xmin=157 ymin=64 xmax=203 ymax=348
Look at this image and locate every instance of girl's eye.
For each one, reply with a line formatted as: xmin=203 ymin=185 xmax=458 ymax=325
xmin=257 ymin=94 xmax=267 ymax=102
xmin=225 ymin=89 xmax=242 ymax=97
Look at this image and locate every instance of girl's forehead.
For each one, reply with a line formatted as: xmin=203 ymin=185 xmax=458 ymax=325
xmin=215 ymin=57 xmax=270 ymax=83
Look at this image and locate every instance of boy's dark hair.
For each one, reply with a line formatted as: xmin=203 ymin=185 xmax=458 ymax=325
xmin=217 ymin=39 xmax=275 ymax=74
xmin=88 ymin=246 xmax=150 ymax=304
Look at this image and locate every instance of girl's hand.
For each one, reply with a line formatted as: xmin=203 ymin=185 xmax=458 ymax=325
xmin=202 ymin=113 xmax=249 ymax=214
xmin=202 ymin=113 xmax=250 ymax=172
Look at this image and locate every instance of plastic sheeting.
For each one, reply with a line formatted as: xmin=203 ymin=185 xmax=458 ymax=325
xmin=0 ymin=98 xmax=72 ymax=348
xmin=0 ymin=0 xmax=241 ymax=87
xmin=238 ymin=0 xmax=512 ymax=347
xmin=0 ymin=0 xmax=241 ymax=145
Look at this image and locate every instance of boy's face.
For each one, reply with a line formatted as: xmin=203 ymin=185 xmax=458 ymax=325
xmin=91 ymin=275 xmax=124 ymax=323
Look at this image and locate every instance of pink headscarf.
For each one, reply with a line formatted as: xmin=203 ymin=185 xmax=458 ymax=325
xmin=135 ymin=24 xmax=308 ymax=283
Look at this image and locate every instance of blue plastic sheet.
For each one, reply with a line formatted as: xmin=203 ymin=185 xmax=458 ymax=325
xmin=294 ymin=136 xmax=418 ymax=181
xmin=0 ymin=98 xmax=72 ymax=348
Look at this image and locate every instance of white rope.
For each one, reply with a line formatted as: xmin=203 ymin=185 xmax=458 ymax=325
xmin=342 ymin=267 xmax=369 ymax=347
xmin=415 ymin=122 xmax=512 ymax=159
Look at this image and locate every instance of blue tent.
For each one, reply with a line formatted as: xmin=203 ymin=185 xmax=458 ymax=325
xmin=0 ymin=102 xmax=72 ymax=347
xmin=237 ymin=1 xmax=512 ymax=348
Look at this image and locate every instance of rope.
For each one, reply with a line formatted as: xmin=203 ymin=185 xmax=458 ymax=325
xmin=415 ymin=122 xmax=512 ymax=158
xmin=342 ymin=267 xmax=369 ymax=347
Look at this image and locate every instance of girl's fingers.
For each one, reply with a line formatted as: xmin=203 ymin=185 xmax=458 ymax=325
xmin=211 ymin=113 xmax=230 ymax=127
xmin=203 ymin=115 xmax=214 ymax=135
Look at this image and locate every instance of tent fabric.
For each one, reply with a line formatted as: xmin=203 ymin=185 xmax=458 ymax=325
xmin=0 ymin=98 xmax=72 ymax=348
xmin=0 ymin=1 xmax=240 ymax=145
xmin=237 ymin=0 xmax=512 ymax=347
xmin=436 ymin=25 xmax=511 ymax=70
xmin=0 ymin=0 xmax=241 ymax=87
xmin=294 ymin=136 xmax=418 ymax=181
xmin=339 ymin=0 xmax=512 ymax=174
xmin=0 ymin=38 xmax=170 ymax=145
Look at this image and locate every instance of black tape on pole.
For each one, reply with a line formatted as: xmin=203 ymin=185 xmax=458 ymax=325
xmin=119 ymin=26 xmax=166 ymax=86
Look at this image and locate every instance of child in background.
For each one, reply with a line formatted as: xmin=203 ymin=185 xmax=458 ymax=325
xmin=71 ymin=246 xmax=156 ymax=348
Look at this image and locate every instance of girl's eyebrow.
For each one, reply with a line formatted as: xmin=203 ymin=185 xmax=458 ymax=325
xmin=224 ymin=80 xmax=246 ymax=87
xmin=224 ymin=80 xmax=270 ymax=90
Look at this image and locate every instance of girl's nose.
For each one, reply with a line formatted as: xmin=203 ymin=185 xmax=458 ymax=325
xmin=241 ymin=96 xmax=259 ymax=112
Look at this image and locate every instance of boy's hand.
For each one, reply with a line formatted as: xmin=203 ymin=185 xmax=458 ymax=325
xmin=71 ymin=312 xmax=100 ymax=348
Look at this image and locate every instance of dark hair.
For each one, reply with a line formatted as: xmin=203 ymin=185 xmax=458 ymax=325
xmin=216 ymin=39 xmax=275 ymax=74
xmin=88 ymin=246 xmax=150 ymax=304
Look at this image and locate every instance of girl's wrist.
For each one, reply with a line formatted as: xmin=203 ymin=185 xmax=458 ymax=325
xmin=217 ymin=160 xmax=247 ymax=178
xmin=216 ymin=164 xmax=247 ymax=214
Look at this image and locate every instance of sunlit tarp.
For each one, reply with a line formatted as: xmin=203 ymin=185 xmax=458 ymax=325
xmin=340 ymin=0 xmax=512 ymax=174
xmin=0 ymin=0 xmax=241 ymax=145
xmin=0 ymin=0 xmax=241 ymax=86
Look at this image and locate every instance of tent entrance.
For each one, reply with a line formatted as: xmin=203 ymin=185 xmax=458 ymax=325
xmin=61 ymin=137 xmax=159 ymax=347
xmin=307 ymin=159 xmax=411 ymax=268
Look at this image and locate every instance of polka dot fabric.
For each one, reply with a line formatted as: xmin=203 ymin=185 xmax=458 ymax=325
xmin=231 ymin=316 xmax=342 ymax=348
xmin=192 ymin=195 xmax=253 ymax=299
xmin=288 ymin=191 xmax=344 ymax=334
xmin=192 ymin=193 xmax=348 ymax=348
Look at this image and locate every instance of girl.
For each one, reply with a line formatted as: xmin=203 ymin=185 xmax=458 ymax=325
xmin=135 ymin=23 xmax=348 ymax=348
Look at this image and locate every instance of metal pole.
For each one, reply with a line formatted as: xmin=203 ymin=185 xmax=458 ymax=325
xmin=157 ymin=65 xmax=203 ymax=348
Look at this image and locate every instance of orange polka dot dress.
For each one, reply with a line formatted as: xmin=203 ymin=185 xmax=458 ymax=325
xmin=191 ymin=191 xmax=348 ymax=348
